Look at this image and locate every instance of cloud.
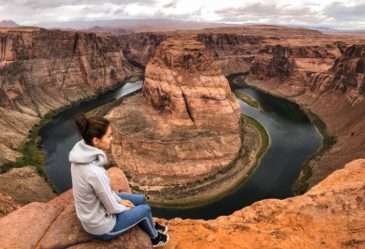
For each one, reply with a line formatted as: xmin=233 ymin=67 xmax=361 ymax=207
xmin=324 ymin=2 xmax=365 ymax=21
xmin=0 ymin=0 xmax=364 ymax=30
xmin=215 ymin=3 xmax=326 ymax=25
xmin=0 ymin=0 xmax=157 ymax=10
xmin=163 ymin=0 xmax=178 ymax=9
xmin=0 ymin=0 xmax=159 ymax=24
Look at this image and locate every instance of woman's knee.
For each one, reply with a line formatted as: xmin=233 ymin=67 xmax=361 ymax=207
xmin=136 ymin=204 xmax=152 ymax=217
xmin=117 ymin=193 xmax=146 ymax=205
xmin=122 ymin=204 xmax=152 ymax=220
xmin=136 ymin=194 xmax=146 ymax=204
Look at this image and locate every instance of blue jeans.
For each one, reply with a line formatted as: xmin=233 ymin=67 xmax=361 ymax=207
xmin=91 ymin=193 xmax=158 ymax=241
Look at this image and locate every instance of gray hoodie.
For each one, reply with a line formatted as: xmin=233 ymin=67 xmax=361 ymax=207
xmin=69 ymin=139 xmax=130 ymax=235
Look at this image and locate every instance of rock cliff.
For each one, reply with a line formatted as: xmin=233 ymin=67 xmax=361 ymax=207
xmin=162 ymin=159 xmax=365 ymax=249
xmin=0 ymin=29 xmax=165 ymax=166
xmin=0 ymin=28 xmax=167 ymax=215
xmin=1 ymin=158 xmax=364 ymax=249
xmin=0 ymin=167 xmax=153 ymax=249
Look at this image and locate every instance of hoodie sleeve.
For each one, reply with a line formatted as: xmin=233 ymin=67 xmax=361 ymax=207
xmin=89 ymin=172 xmax=130 ymax=214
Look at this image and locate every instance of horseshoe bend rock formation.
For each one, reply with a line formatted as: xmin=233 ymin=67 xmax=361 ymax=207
xmin=142 ymin=35 xmax=240 ymax=130
xmin=107 ymin=36 xmax=241 ymax=199
xmin=0 ymin=159 xmax=364 ymax=249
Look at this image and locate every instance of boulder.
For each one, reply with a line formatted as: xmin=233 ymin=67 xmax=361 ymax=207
xmin=0 ymin=167 xmax=153 ymax=249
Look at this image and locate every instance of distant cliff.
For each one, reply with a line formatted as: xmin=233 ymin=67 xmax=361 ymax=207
xmin=0 ymin=28 xmax=165 ymax=165
xmin=196 ymin=28 xmax=365 ymax=189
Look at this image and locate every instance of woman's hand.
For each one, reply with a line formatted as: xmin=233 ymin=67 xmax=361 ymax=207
xmin=119 ymin=199 xmax=134 ymax=208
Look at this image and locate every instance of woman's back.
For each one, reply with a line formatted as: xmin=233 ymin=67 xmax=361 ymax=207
xmin=69 ymin=139 xmax=117 ymax=235
xmin=70 ymin=113 xmax=169 ymax=246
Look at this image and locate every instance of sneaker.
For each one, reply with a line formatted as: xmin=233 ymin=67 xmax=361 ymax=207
xmin=151 ymin=231 xmax=169 ymax=247
xmin=155 ymin=222 xmax=168 ymax=234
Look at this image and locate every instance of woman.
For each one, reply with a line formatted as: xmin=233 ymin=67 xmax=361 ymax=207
xmin=69 ymin=113 xmax=169 ymax=247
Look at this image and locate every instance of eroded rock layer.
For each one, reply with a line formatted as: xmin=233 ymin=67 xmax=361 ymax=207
xmin=108 ymin=36 xmax=241 ymax=196
xmin=0 ymin=28 xmax=166 ymax=212
xmin=195 ymin=27 xmax=365 ymax=189
xmin=0 ymin=28 xmax=165 ymax=165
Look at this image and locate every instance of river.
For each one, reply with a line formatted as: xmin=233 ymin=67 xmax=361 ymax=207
xmin=40 ymin=79 xmax=322 ymax=219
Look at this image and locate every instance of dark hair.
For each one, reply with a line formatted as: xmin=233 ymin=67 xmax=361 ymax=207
xmin=73 ymin=113 xmax=110 ymax=146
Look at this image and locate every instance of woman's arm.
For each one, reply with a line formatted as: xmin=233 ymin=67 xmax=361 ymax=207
xmin=113 ymin=192 xmax=122 ymax=202
xmin=89 ymin=173 xmax=130 ymax=214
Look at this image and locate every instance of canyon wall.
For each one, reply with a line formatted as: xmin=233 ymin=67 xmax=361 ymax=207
xmin=1 ymin=25 xmax=364 ymax=205
xmin=0 ymin=28 xmax=165 ymax=165
xmin=0 ymin=25 xmax=364 ymax=248
xmin=0 ymin=28 xmax=165 ymax=210
xmin=196 ymin=27 xmax=365 ymax=190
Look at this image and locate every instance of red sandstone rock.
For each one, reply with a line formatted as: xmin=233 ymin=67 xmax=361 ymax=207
xmin=0 ymin=27 xmax=365 ymax=248
xmin=196 ymin=28 xmax=365 ymax=190
xmin=1 ymin=157 xmax=365 ymax=249
xmin=1 ymin=26 xmax=365 ymax=191
xmin=162 ymin=159 xmax=365 ymax=249
xmin=0 ymin=28 xmax=152 ymax=164
xmin=107 ymin=36 xmax=241 ymax=198
xmin=0 ymin=167 xmax=152 ymax=249
xmin=0 ymin=202 xmax=63 ymax=249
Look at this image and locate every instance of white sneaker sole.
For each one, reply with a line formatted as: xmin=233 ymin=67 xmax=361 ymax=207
xmin=152 ymin=233 xmax=170 ymax=248
xmin=157 ymin=225 xmax=169 ymax=234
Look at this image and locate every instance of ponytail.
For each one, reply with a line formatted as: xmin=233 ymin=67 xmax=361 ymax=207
xmin=73 ymin=113 xmax=110 ymax=146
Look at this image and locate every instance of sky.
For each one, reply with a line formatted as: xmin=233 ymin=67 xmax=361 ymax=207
xmin=1 ymin=0 xmax=365 ymax=30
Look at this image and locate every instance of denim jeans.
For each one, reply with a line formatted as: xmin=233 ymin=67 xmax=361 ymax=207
xmin=90 ymin=193 xmax=158 ymax=241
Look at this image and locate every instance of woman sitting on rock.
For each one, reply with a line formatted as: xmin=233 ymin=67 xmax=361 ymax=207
xmin=69 ymin=113 xmax=169 ymax=247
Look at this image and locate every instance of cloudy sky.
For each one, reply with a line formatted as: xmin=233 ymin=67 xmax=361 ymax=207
xmin=1 ymin=0 xmax=365 ymax=30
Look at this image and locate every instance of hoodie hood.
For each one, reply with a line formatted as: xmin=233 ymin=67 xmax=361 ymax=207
xmin=69 ymin=139 xmax=108 ymax=166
